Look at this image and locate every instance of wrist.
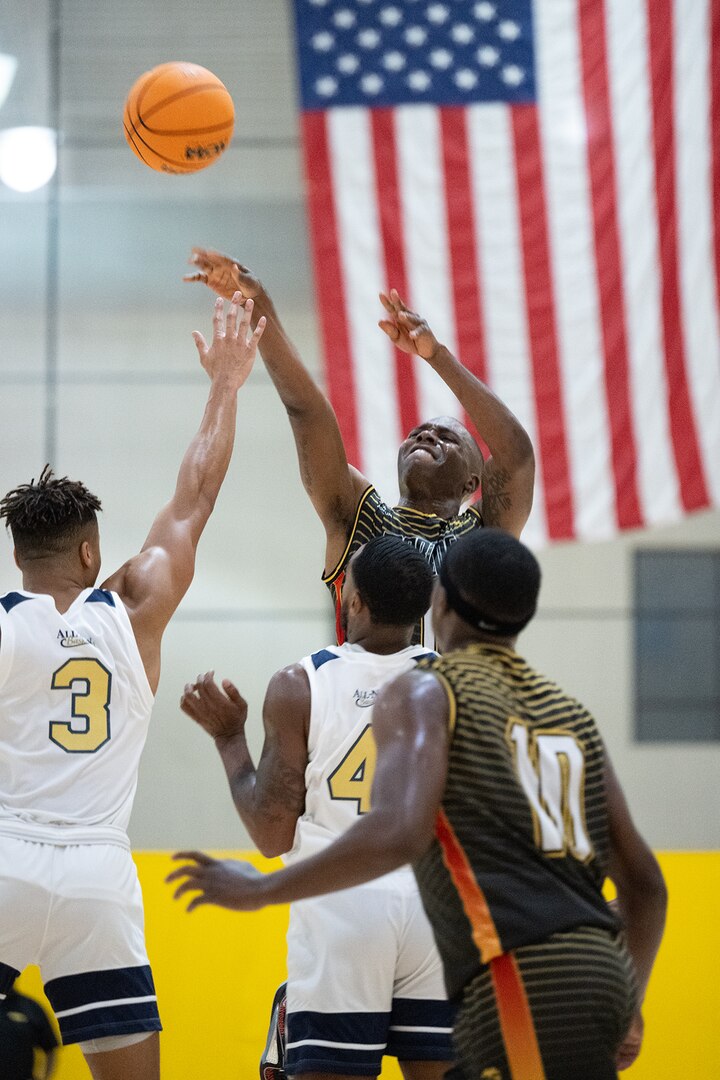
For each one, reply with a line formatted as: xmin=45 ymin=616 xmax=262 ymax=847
xmin=213 ymin=728 xmax=246 ymax=749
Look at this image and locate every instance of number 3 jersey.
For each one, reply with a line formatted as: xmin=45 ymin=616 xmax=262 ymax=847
xmin=284 ymin=642 xmax=435 ymax=873
xmin=0 ymin=588 xmax=154 ymax=843
xmin=414 ymin=643 xmax=620 ymax=1000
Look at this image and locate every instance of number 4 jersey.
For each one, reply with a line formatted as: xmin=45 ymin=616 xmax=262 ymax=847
xmin=0 ymin=588 xmax=153 ymax=842
xmin=283 ymin=642 xmax=435 ymax=868
xmin=413 ymin=643 xmax=620 ymax=1000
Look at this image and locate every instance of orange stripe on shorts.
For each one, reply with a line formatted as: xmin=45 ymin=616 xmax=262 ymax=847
xmin=490 ymin=952 xmax=546 ymax=1080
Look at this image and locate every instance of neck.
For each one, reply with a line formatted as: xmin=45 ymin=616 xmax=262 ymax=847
xmin=21 ymin=562 xmax=91 ymax=611
xmin=396 ymin=491 xmax=463 ymax=518
xmin=441 ymin=628 xmax=518 ymax=653
xmin=347 ymin=624 xmax=416 ymax=654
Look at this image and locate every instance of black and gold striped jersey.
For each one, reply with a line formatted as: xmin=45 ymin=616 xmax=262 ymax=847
xmin=324 ymin=486 xmax=483 ymax=644
xmin=414 ymin=644 xmax=619 ymax=1000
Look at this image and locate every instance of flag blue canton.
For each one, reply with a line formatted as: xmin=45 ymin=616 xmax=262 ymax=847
xmin=293 ymin=0 xmax=536 ymax=110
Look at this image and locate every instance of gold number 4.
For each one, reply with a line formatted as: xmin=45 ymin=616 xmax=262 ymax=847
xmin=327 ymin=724 xmax=377 ymax=815
xmin=50 ymin=658 xmax=112 ymax=753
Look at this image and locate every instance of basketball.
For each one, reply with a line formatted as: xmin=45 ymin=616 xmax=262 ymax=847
xmin=123 ymin=62 xmax=234 ymax=174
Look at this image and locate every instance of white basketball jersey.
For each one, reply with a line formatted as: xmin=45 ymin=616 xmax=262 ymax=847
xmin=0 ymin=587 xmax=154 ymax=841
xmin=284 ymin=642 xmax=435 ymax=871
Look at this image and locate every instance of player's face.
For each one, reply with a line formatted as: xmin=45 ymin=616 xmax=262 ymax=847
xmin=397 ymin=417 xmax=479 ymax=498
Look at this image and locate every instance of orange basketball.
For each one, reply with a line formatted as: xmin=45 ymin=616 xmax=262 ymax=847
xmin=123 ymin=62 xmax=234 ymax=174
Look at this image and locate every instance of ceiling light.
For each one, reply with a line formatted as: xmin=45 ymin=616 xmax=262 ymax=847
xmin=0 ymin=126 xmax=57 ymax=192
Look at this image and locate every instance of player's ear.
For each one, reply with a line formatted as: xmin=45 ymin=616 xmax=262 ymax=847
xmin=79 ymin=539 xmax=94 ymax=569
xmin=12 ymin=549 xmax=20 ymax=570
xmin=463 ymin=471 xmax=481 ymax=498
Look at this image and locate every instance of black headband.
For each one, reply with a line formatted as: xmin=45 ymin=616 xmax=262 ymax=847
xmin=438 ymin=557 xmax=531 ymax=637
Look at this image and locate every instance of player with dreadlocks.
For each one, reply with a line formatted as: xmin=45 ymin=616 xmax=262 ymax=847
xmin=0 ymin=293 xmax=265 ymax=1080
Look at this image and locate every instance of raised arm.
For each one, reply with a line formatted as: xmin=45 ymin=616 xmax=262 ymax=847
xmin=604 ymin=752 xmax=667 ymax=1070
xmin=102 ymin=294 xmax=265 ymax=691
xmin=379 ymin=289 xmax=535 ymax=536
xmin=185 ymin=248 xmax=368 ymax=560
xmin=179 ymin=666 xmax=309 ymax=858
xmin=166 ymin=669 xmax=450 ymax=911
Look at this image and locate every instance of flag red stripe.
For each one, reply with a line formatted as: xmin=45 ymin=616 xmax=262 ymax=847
xmin=439 ymin=106 xmax=490 ymax=460
xmin=711 ymin=0 xmax=720 ymax=317
xmin=370 ymin=109 xmax=420 ymax=439
xmin=647 ymin=0 xmax=710 ymax=511
xmin=301 ymin=111 xmax=361 ymax=470
xmin=578 ymin=0 xmax=643 ymax=529
xmin=511 ymin=105 xmax=575 ymax=539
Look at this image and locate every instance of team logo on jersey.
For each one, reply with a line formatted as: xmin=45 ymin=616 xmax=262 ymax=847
xmin=353 ymin=689 xmax=377 ymax=708
xmin=481 ymin=1070 xmax=501 ymax=1080
xmin=57 ymin=629 xmax=93 ymax=648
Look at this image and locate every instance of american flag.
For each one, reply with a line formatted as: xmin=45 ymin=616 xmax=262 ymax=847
xmin=291 ymin=0 xmax=720 ymax=546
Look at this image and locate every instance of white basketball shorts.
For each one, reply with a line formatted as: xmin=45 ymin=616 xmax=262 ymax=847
xmin=0 ymin=835 xmax=161 ymax=1044
xmin=285 ymin=872 xmax=455 ymax=1075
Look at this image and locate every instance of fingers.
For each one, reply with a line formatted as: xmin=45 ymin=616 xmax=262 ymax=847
xmin=251 ymin=314 xmax=267 ymax=346
xmin=212 ymin=295 xmax=226 ymax=338
xmin=226 ymin=292 xmax=242 ymax=336
xmin=191 ymin=330 xmax=208 ymax=358
xmin=172 ymin=850 xmax=214 ymax=866
xmin=222 ymin=679 xmax=245 ymax=705
xmin=378 ymin=319 xmax=400 ymax=342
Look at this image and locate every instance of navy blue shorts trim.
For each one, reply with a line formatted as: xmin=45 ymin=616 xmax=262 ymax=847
xmin=286 ymin=997 xmax=454 ymax=1075
xmin=44 ymin=964 xmax=161 ymax=1044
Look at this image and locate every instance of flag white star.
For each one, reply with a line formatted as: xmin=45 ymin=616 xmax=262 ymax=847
xmin=427 ymin=3 xmax=450 ymax=24
xmin=451 ymin=23 xmax=475 ymax=44
xmin=311 ymin=31 xmax=335 ymax=52
xmin=379 ymin=6 xmax=403 ymax=26
xmin=315 ymin=76 xmax=338 ymax=96
xmin=455 ymin=68 xmax=478 ymax=89
xmin=337 ymin=53 xmax=360 ymax=74
xmin=477 ymin=44 xmax=499 ymax=66
xmin=361 ymin=73 xmax=384 ymax=94
xmin=405 ymin=25 xmax=428 ymax=46
xmin=498 ymin=20 xmax=521 ymax=41
xmin=408 ymin=69 xmax=432 ymax=91
xmin=383 ymin=50 xmax=407 ymax=71
xmin=357 ymin=27 xmax=382 ymax=47
xmin=333 ymin=9 xmax=356 ymax=29
xmin=501 ymin=64 xmax=525 ymax=85
xmin=474 ymin=2 xmax=496 ymax=19
xmin=430 ymin=48 xmax=454 ymax=70
xmin=308 ymin=0 xmax=330 ymax=6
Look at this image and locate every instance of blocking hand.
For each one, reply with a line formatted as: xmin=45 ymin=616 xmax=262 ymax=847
xmin=192 ymin=293 xmax=265 ymax=390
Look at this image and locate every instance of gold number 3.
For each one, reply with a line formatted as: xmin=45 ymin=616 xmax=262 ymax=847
xmin=50 ymin=658 xmax=112 ymax=753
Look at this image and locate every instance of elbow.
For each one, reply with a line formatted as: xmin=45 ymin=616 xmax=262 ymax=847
xmin=255 ymin=828 xmax=297 ymax=861
xmin=379 ymin=813 xmax=433 ymax=865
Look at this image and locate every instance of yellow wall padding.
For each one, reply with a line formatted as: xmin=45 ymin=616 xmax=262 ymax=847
xmin=16 ymin=850 xmax=720 ymax=1079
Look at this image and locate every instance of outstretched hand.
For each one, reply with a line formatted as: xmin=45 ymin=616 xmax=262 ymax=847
xmin=166 ymin=851 xmax=268 ymax=912
xmin=185 ymin=248 xmax=263 ymax=304
xmin=378 ymin=289 xmax=440 ymax=361
xmin=180 ymin=670 xmax=248 ymax=742
xmin=192 ymin=293 xmax=265 ymax=390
